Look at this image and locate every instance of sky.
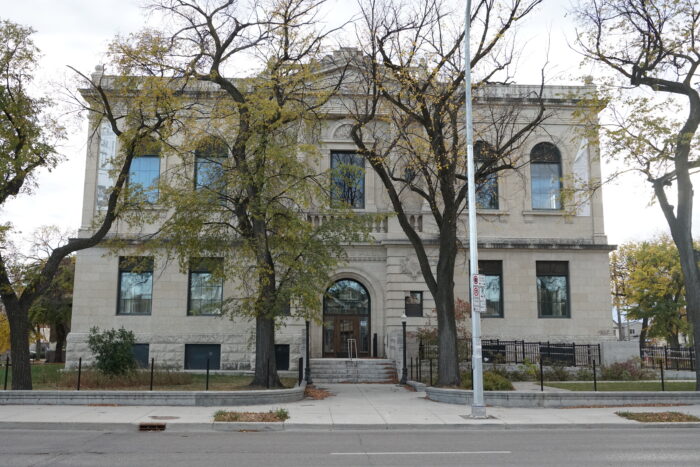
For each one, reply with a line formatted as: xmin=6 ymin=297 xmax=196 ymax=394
xmin=1 ymin=0 xmax=697 ymax=249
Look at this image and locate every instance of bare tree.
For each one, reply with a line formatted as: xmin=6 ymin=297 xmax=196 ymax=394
xmin=574 ymin=0 xmax=700 ymax=388
xmin=340 ymin=0 xmax=547 ymax=385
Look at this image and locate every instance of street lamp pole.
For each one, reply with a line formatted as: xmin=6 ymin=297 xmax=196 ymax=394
xmin=400 ymin=313 xmax=408 ymax=385
xmin=305 ymin=320 xmax=313 ymax=384
xmin=464 ymin=0 xmax=486 ymax=417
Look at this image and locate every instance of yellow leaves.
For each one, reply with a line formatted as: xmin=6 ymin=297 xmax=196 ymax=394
xmin=0 ymin=312 xmax=9 ymax=354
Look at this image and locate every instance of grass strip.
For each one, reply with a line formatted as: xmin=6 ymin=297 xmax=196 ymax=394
xmin=616 ymin=411 xmax=700 ymax=423
xmin=214 ymin=408 xmax=289 ymax=422
xmin=545 ymin=381 xmax=695 ymax=391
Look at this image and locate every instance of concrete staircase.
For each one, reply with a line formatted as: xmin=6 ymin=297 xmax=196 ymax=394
xmin=309 ymin=358 xmax=398 ymax=383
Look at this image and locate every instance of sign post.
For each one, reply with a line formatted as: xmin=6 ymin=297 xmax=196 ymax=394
xmin=465 ymin=0 xmax=486 ymax=418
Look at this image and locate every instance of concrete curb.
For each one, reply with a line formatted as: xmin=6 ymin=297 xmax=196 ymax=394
xmin=1 ymin=421 xmax=700 ymax=432
xmin=424 ymin=386 xmax=700 ymax=408
xmin=0 ymin=382 xmax=306 ymax=407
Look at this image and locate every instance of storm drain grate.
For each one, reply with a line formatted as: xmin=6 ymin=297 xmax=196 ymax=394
xmin=139 ymin=422 xmax=166 ymax=432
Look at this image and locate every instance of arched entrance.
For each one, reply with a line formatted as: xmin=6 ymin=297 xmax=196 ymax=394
xmin=323 ymin=279 xmax=371 ymax=357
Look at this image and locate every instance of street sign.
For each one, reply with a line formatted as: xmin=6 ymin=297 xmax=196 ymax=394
xmin=471 ymin=274 xmax=486 ymax=314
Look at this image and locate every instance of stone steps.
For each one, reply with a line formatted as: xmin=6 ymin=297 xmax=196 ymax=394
xmin=310 ymin=358 xmax=398 ymax=383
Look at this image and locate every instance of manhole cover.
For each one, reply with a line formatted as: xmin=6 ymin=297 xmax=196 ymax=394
xmin=149 ymin=416 xmax=180 ymax=420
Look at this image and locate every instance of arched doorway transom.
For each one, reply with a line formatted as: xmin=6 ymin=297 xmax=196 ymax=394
xmin=323 ymin=279 xmax=371 ymax=357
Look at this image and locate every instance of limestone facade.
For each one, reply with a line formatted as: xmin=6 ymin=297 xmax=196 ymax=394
xmin=66 ymin=73 xmax=615 ymax=371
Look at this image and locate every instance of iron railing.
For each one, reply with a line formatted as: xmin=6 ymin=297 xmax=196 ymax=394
xmin=418 ymin=339 xmax=601 ymax=367
xmin=641 ymin=346 xmax=695 ymax=371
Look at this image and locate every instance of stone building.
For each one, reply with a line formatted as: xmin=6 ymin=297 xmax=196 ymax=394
xmin=66 ymin=58 xmax=615 ymax=372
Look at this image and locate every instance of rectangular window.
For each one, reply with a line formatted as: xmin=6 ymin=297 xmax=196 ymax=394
xmin=330 ymin=151 xmax=365 ymax=209
xmin=129 ymin=156 xmax=160 ymax=203
xmin=275 ymin=344 xmax=290 ymax=371
xmin=405 ymin=291 xmax=423 ymax=317
xmin=536 ymin=261 xmax=569 ymax=318
xmin=479 ymin=261 xmax=503 ymax=318
xmin=476 ymin=173 xmax=499 ymax=209
xmin=132 ymin=344 xmax=150 ymax=369
xmin=188 ymin=258 xmax=223 ymax=316
xmin=184 ymin=344 xmax=221 ymax=370
xmin=117 ymin=257 xmax=154 ymax=315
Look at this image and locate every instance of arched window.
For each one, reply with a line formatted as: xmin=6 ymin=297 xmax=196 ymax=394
xmin=323 ymin=279 xmax=371 ymax=356
xmin=474 ymin=140 xmax=499 ymax=210
xmin=129 ymin=137 xmax=161 ymax=203
xmin=530 ymin=142 xmax=562 ymax=210
xmin=194 ymin=137 xmax=227 ymax=190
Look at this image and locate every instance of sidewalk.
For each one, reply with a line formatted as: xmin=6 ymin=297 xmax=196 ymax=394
xmin=1 ymin=384 xmax=699 ymax=432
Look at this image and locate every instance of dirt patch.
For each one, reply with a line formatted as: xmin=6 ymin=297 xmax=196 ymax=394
xmin=616 ymin=411 xmax=700 ymax=423
xmin=304 ymin=385 xmax=334 ymax=400
xmin=560 ymin=403 xmax=691 ymax=409
xmin=213 ymin=409 xmax=289 ymax=422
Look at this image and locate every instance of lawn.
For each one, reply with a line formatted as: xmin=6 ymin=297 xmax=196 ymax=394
xmin=545 ymin=381 xmax=696 ymax=391
xmin=1 ymin=363 xmax=297 ymax=391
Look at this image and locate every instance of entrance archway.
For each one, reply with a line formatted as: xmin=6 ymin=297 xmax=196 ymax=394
xmin=323 ymin=279 xmax=371 ymax=357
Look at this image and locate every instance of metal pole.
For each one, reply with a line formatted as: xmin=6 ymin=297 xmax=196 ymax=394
xmin=305 ymin=320 xmax=313 ymax=384
xmin=205 ymin=358 xmax=210 ymax=391
xmin=592 ymin=360 xmax=597 ymax=392
xmin=150 ymin=358 xmax=155 ymax=391
xmin=77 ymin=358 xmax=82 ymax=391
xmin=401 ymin=316 xmax=408 ymax=384
xmin=539 ymin=357 xmax=544 ymax=392
xmin=3 ymin=355 xmax=9 ymax=390
xmin=429 ymin=358 xmax=433 ymax=386
xmin=464 ymin=0 xmax=485 ymax=418
xmin=660 ymin=359 xmax=665 ymax=391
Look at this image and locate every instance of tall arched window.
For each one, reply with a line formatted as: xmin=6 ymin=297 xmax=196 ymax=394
xmin=194 ymin=137 xmax=227 ymax=190
xmin=129 ymin=137 xmax=161 ymax=203
xmin=530 ymin=142 xmax=562 ymax=210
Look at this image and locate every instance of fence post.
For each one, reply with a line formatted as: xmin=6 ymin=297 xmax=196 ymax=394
xmin=298 ymin=357 xmax=303 ymax=385
xmin=77 ymin=357 xmax=82 ymax=391
xmin=429 ymin=358 xmax=433 ymax=386
xmin=150 ymin=358 xmax=155 ymax=391
xmin=663 ymin=346 xmax=668 ymax=370
xmin=660 ymin=359 xmax=665 ymax=392
xmin=410 ymin=357 xmax=413 ymax=381
xmin=539 ymin=357 xmax=544 ymax=392
xmin=205 ymin=358 xmax=210 ymax=391
xmin=3 ymin=355 xmax=9 ymax=390
xmin=592 ymin=360 xmax=597 ymax=392
xmin=597 ymin=344 xmax=601 ymax=368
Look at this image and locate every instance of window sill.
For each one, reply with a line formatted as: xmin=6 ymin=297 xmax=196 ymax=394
xmin=538 ymin=315 xmax=571 ymax=319
xmin=522 ymin=210 xmax=565 ymax=216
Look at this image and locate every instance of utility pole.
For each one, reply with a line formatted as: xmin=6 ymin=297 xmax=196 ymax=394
xmin=464 ymin=0 xmax=486 ymax=418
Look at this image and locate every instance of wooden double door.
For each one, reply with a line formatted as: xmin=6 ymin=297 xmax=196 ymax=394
xmin=323 ymin=315 xmax=370 ymax=358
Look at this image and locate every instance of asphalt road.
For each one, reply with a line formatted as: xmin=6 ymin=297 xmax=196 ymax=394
xmin=0 ymin=428 xmax=698 ymax=467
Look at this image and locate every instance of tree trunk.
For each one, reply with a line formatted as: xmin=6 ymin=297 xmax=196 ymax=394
xmin=434 ymin=222 xmax=460 ymax=387
xmin=250 ymin=315 xmax=281 ymax=388
xmin=677 ymin=243 xmax=700 ymax=390
xmin=639 ymin=317 xmax=649 ymax=357
xmin=5 ymin=303 xmax=32 ymax=390
xmin=53 ymin=324 xmax=67 ymax=364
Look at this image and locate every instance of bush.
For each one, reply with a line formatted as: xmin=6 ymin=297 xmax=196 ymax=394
xmin=461 ymin=370 xmax=514 ymax=391
xmin=87 ymin=326 xmax=137 ymax=376
xmin=601 ymin=358 xmax=654 ymax=381
xmin=505 ymin=361 xmax=539 ymax=381
xmin=543 ymin=363 xmax=570 ymax=381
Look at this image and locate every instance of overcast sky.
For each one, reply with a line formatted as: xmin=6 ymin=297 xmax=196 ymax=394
xmin=1 ymin=0 xmax=697 ymax=249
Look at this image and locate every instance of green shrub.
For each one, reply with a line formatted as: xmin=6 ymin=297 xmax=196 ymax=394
xmin=461 ymin=370 xmax=514 ymax=391
xmin=87 ymin=326 xmax=137 ymax=376
xmin=543 ymin=363 xmax=570 ymax=381
xmin=601 ymin=358 xmax=654 ymax=381
xmin=574 ymin=367 xmax=594 ymax=381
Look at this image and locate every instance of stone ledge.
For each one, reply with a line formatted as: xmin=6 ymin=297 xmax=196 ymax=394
xmin=424 ymin=386 xmax=700 ymax=408
xmin=0 ymin=383 xmax=305 ymax=407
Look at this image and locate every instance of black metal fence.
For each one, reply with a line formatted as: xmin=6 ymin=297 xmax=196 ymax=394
xmin=641 ymin=346 xmax=696 ymax=371
xmin=418 ymin=339 xmax=601 ymax=367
